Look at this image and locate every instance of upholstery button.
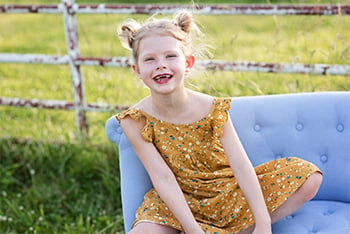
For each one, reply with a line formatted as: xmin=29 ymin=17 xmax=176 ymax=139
xmin=336 ymin=123 xmax=344 ymax=132
xmin=320 ymin=154 xmax=328 ymax=163
xmin=296 ymin=123 xmax=304 ymax=131
xmin=254 ymin=124 xmax=261 ymax=132
xmin=323 ymin=210 xmax=333 ymax=216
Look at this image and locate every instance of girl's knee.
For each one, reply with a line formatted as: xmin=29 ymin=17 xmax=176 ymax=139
xmin=300 ymin=172 xmax=323 ymax=201
xmin=309 ymin=172 xmax=323 ymax=191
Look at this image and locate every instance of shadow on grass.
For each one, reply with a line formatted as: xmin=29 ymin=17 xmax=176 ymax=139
xmin=0 ymin=138 xmax=124 ymax=233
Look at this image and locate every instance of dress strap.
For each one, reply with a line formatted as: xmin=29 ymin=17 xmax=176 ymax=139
xmin=115 ymin=109 xmax=154 ymax=142
xmin=212 ymin=98 xmax=231 ymax=138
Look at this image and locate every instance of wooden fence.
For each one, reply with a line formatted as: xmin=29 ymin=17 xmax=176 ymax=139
xmin=1 ymin=0 xmax=349 ymax=136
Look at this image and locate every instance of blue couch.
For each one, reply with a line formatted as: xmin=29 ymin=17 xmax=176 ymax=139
xmin=106 ymin=92 xmax=350 ymax=234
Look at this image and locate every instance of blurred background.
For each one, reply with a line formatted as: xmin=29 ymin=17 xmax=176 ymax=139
xmin=1 ymin=0 xmax=349 ymax=233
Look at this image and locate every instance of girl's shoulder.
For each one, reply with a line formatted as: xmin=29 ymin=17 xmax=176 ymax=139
xmin=133 ymin=96 xmax=152 ymax=111
xmin=191 ymin=91 xmax=213 ymax=106
xmin=191 ymin=91 xmax=231 ymax=111
xmin=185 ymin=91 xmax=231 ymax=125
xmin=115 ymin=96 xmax=155 ymax=143
xmin=116 ymin=96 xmax=152 ymax=123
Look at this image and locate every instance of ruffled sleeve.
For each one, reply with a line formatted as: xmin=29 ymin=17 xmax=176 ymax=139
xmin=115 ymin=109 xmax=154 ymax=142
xmin=212 ymin=98 xmax=231 ymax=138
xmin=116 ymin=109 xmax=142 ymax=122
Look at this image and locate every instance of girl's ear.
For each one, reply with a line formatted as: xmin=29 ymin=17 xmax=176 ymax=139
xmin=185 ymin=55 xmax=195 ymax=72
xmin=132 ymin=64 xmax=141 ymax=77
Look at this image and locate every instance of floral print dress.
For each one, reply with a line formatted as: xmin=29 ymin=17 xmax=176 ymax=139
xmin=116 ymin=97 xmax=321 ymax=233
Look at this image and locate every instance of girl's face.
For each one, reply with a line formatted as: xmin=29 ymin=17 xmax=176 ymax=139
xmin=133 ymin=35 xmax=194 ymax=95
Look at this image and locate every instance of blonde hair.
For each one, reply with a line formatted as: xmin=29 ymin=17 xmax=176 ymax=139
xmin=118 ymin=10 xmax=209 ymax=65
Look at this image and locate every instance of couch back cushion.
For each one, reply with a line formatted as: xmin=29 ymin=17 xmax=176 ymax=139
xmin=230 ymin=92 xmax=350 ymax=202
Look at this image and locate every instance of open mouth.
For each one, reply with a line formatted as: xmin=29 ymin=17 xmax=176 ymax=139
xmin=153 ymin=74 xmax=173 ymax=84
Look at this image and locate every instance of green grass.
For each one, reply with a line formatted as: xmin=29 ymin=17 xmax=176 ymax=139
xmin=1 ymin=13 xmax=349 ymax=142
xmin=0 ymin=138 xmax=123 ymax=233
xmin=1 ymin=0 xmax=349 ymax=233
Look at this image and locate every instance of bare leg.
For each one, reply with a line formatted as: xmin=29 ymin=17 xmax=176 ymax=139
xmin=270 ymin=172 xmax=323 ymax=223
xmin=238 ymin=172 xmax=323 ymax=234
xmin=128 ymin=222 xmax=180 ymax=234
xmin=129 ymin=173 xmax=322 ymax=234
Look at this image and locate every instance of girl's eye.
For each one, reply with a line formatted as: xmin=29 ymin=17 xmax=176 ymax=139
xmin=144 ymin=57 xmax=154 ymax=61
xmin=167 ymin=54 xmax=177 ymax=58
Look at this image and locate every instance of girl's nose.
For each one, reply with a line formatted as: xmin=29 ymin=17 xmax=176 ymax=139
xmin=156 ymin=59 xmax=167 ymax=70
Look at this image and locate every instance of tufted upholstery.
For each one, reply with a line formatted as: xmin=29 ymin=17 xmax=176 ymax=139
xmin=106 ymin=92 xmax=350 ymax=233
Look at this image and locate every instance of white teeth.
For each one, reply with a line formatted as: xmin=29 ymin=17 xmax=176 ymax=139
xmin=154 ymin=74 xmax=172 ymax=80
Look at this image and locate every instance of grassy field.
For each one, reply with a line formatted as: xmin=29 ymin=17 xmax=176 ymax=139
xmin=0 ymin=138 xmax=123 ymax=233
xmin=1 ymin=0 xmax=349 ymax=233
xmin=1 ymin=12 xmax=349 ymax=142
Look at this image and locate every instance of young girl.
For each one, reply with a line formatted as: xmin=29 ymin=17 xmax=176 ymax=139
xmin=115 ymin=10 xmax=322 ymax=234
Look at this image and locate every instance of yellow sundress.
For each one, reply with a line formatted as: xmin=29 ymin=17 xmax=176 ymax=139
xmin=116 ymin=97 xmax=321 ymax=233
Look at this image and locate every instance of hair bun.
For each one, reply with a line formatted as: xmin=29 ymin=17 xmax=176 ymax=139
xmin=117 ymin=9 xmax=210 ymax=64
xmin=174 ymin=10 xmax=193 ymax=33
xmin=118 ymin=20 xmax=141 ymax=50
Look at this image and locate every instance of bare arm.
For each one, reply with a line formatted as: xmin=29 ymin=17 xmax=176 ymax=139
xmin=120 ymin=117 xmax=203 ymax=233
xmin=220 ymin=116 xmax=271 ymax=233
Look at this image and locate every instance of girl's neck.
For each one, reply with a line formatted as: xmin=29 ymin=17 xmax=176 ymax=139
xmin=150 ymin=88 xmax=193 ymax=121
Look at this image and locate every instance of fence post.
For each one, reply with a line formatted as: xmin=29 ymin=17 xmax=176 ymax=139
xmin=62 ymin=0 xmax=88 ymax=138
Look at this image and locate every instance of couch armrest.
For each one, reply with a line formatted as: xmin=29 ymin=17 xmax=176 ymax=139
xmin=105 ymin=116 xmax=153 ymax=232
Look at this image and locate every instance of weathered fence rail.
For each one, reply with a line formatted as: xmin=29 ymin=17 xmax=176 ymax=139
xmin=1 ymin=0 xmax=349 ymax=136
xmin=0 ymin=97 xmax=128 ymax=112
xmin=1 ymin=3 xmax=350 ymax=15
xmin=1 ymin=53 xmax=348 ymax=75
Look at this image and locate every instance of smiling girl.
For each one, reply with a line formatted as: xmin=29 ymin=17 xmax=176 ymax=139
xmin=114 ymin=10 xmax=322 ymax=234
